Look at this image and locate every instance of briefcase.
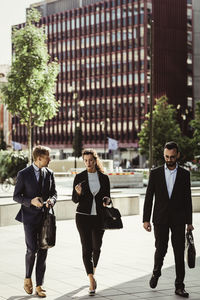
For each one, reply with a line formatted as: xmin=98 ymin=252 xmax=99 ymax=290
xmin=38 ymin=206 xmax=56 ymax=249
xmin=102 ymin=202 xmax=123 ymax=230
xmin=185 ymin=230 xmax=196 ymax=268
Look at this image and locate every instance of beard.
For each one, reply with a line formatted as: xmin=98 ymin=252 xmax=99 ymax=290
xmin=166 ymin=161 xmax=176 ymax=168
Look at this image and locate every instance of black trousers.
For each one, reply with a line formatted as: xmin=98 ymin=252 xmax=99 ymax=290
xmin=24 ymin=222 xmax=48 ymax=286
xmin=76 ymin=213 xmax=104 ymax=275
xmin=153 ymin=224 xmax=185 ymax=289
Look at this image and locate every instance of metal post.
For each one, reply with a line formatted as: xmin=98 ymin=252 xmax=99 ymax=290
xmin=149 ymin=19 xmax=154 ymax=172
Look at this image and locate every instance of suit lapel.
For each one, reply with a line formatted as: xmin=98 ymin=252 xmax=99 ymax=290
xmin=170 ymin=166 xmax=180 ymax=198
xmin=29 ymin=165 xmax=39 ymax=190
xmin=161 ymin=166 xmax=170 ymax=199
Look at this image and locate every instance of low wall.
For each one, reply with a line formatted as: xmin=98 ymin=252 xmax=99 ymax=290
xmin=192 ymin=193 xmax=200 ymax=212
xmin=108 ymin=173 xmax=143 ymax=188
xmin=0 ymin=194 xmax=140 ymax=227
xmin=49 ymin=159 xmax=113 ymax=172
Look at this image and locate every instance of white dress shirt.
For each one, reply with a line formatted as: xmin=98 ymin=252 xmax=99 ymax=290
xmin=164 ymin=163 xmax=178 ymax=198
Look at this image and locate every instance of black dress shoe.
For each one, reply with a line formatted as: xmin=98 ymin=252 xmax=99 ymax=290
xmin=149 ymin=275 xmax=159 ymax=289
xmin=175 ymin=289 xmax=189 ymax=298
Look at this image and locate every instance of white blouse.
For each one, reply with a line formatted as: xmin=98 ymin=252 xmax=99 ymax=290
xmin=88 ymin=171 xmax=100 ymax=215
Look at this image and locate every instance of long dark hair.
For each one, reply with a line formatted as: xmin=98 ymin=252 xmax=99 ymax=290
xmin=82 ymin=149 xmax=104 ymax=173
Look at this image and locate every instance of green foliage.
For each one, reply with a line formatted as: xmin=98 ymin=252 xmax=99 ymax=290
xmin=0 ymin=130 xmax=6 ymax=150
xmin=138 ymin=96 xmax=194 ymax=166
xmin=1 ymin=8 xmax=59 ymax=163
xmin=73 ymin=126 xmax=83 ymax=158
xmin=190 ymin=102 xmax=200 ymax=156
xmin=0 ymin=151 xmax=28 ymax=183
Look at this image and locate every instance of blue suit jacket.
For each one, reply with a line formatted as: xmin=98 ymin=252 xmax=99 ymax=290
xmin=13 ymin=165 xmax=57 ymax=224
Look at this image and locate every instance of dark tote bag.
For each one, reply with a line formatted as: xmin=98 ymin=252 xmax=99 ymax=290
xmin=38 ymin=206 xmax=56 ymax=249
xmin=185 ymin=230 xmax=196 ymax=268
xmin=102 ymin=202 xmax=123 ymax=230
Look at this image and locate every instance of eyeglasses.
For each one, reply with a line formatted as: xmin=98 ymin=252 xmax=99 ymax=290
xmin=164 ymin=155 xmax=177 ymax=160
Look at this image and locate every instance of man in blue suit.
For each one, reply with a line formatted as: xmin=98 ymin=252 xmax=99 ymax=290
xmin=13 ymin=145 xmax=57 ymax=298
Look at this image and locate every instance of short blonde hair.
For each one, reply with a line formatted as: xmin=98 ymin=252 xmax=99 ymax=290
xmin=82 ymin=149 xmax=104 ymax=173
xmin=32 ymin=145 xmax=50 ymax=161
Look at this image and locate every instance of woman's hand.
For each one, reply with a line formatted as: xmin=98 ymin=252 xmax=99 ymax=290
xmin=103 ymin=196 xmax=111 ymax=207
xmin=75 ymin=183 xmax=82 ymax=195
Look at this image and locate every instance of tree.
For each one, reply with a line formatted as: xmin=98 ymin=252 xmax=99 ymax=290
xmin=2 ymin=8 xmax=59 ymax=163
xmin=73 ymin=126 xmax=83 ymax=168
xmin=190 ymin=102 xmax=200 ymax=156
xmin=138 ymin=96 xmax=194 ymax=166
xmin=0 ymin=129 xmax=6 ymax=150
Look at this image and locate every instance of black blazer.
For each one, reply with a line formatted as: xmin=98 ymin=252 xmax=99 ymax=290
xmin=13 ymin=165 xmax=57 ymax=224
xmin=72 ymin=170 xmax=110 ymax=215
xmin=143 ymin=165 xmax=192 ymax=225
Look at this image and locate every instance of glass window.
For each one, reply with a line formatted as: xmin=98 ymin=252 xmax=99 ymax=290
xmin=71 ymin=19 xmax=75 ymax=29
xmin=117 ymin=31 xmax=121 ymax=42
xmin=117 ymin=7 xmax=121 ymax=19
xmin=134 ymin=73 xmax=138 ymax=83
xmin=86 ymin=15 xmax=90 ymax=26
xmin=101 ymin=35 xmax=105 ymax=44
xmin=111 ymin=10 xmax=115 ymax=20
xmin=101 ymin=12 xmax=105 ymax=23
xmin=49 ymin=24 xmax=52 ymax=34
xmin=96 ymin=35 xmax=100 ymax=45
xmin=96 ymin=13 xmax=100 ymax=24
xmin=106 ymin=11 xmax=110 ymax=21
xmin=140 ymin=73 xmax=144 ymax=83
xmin=91 ymin=14 xmax=95 ymax=25
xmin=81 ymin=16 xmax=85 ymax=26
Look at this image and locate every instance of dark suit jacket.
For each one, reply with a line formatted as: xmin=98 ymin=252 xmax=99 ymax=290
xmin=13 ymin=165 xmax=57 ymax=224
xmin=72 ymin=170 xmax=110 ymax=215
xmin=143 ymin=165 xmax=192 ymax=225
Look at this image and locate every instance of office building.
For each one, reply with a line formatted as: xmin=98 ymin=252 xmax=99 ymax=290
xmin=12 ymin=0 xmax=190 ymax=153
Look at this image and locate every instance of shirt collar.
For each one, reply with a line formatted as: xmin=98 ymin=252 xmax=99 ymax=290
xmin=32 ymin=162 xmax=40 ymax=172
xmin=164 ymin=163 xmax=178 ymax=172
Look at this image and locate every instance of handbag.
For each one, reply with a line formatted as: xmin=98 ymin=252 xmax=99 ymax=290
xmin=185 ymin=230 xmax=196 ymax=268
xmin=38 ymin=206 xmax=56 ymax=249
xmin=102 ymin=202 xmax=123 ymax=230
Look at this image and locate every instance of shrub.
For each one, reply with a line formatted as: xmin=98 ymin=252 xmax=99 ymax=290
xmin=0 ymin=151 xmax=28 ymax=183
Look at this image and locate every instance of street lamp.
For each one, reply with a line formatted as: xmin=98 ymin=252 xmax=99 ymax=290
xmin=148 ymin=18 xmax=154 ymax=171
xmin=68 ymin=85 xmax=84 ymax=169
xmin=100 ymin=121 xmax=106 ymax=158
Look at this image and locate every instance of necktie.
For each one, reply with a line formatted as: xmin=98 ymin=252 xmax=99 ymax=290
xmin=38 ymin=168 xmax=43 ymax=196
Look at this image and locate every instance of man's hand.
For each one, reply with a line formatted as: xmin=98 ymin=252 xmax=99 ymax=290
xmin=31 ymin=197 xmax=43 ymax=208
xmin=187 ymin=224 xmax=194 ymax=232
xmin=143 ymin=221 xmax=152 ymax=232
xmin=46 ymin=199 xmax=54 ymax=208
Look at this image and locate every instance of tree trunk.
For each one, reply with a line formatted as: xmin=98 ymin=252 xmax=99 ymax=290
xmin=27 ymin=123 xmax=32 ymax=165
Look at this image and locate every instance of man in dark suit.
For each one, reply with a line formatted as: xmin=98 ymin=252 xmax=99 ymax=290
xmin=13 ymin=145 xmax=57 ymax=298
xmin=143 ymin=141 xmax=193 ymax=298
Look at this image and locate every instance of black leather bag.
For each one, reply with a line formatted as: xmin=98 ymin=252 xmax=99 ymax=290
xmin=38 ymin=207 xmax=56 ymax=249
xmin=102 ymin=202 xmax=123 ymax=230
xmin=185 ymin=230 xmax=196 ymax=268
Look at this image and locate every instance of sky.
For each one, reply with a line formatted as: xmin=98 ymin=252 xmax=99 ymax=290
xmin=0 ymin=0 xmax=41 ymax=66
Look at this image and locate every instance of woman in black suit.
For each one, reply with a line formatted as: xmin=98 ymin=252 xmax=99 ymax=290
xmin=72 ymin=149 xmax=110 ymax=296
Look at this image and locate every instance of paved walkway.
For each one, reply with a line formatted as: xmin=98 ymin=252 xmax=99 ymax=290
xmin=0 ymin=179 xmax=200 ymax=299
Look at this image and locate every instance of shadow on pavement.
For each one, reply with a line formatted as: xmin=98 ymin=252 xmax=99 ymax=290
xmin=54 ymin=257 xmax=200 ymax=300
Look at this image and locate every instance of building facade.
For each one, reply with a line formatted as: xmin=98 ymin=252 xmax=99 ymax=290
xmin=192 ymin=0 xmax=200 ymax=106
xmin=12 ymin=0 xmax=190 ymax=151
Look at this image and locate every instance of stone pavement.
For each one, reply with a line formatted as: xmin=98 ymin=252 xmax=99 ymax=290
xmin=0 ymin=208 xmax=200 ymax=299
xmin=0 ymin=179 xmax=200 ymax=299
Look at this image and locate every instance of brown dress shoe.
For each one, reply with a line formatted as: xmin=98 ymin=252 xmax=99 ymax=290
xmin=24 ymin=278 xmax=33 ymax=294
xmin=35 ymin=286 xmax=46 ymax=298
